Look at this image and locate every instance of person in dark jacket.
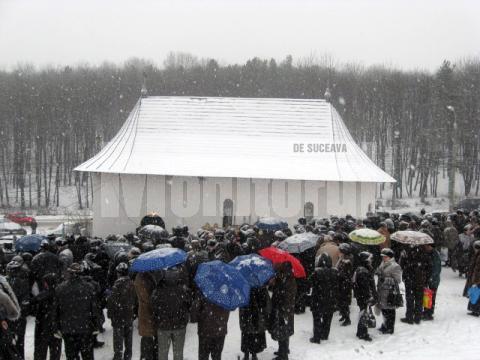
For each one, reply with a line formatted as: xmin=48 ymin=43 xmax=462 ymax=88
xmin=466 ymin=240 xmax=480 ymax=316
xmin=423 ymin=244 xmax=441 ymax=320
xmin=30 ymin=241 xmax=63 ymax=291
xmin=5 ymin=256 xmax=31 ymax=359
xmin=107 ymin=263 xmax=137 ymax=360
xmin=309 ymin=253 xmax=339 ymax=344
xmin=150 ymin=265 xmax=190 ymax=360
xmin=353 ymin=251 xmax=377 ymax=341
xmin=269 ymin=262 xmax=297 ymax=360
xmin=55 ymin=263 xmax=100 ymax=360
xmin=336 ymin=243 xmax=354 ymax=326
xmin=399 ymin=246 xmax=431 ymax=324
xmin=196 ymin=293 xmax=230 ymax=360
xmin=0 ymin=275 xmax=21 ymax=360
xmin=239 ymin=286 xmax=270 ymax=360
xmin=30 ymin=274 xmax=61 ymax=360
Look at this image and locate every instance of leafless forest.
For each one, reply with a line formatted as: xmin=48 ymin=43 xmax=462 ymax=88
xmin=0 ymin=53 xmax=479 ymax=210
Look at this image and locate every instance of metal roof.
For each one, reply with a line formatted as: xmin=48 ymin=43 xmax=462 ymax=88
xmin=75 ymin=96 xmax=395 ymax=183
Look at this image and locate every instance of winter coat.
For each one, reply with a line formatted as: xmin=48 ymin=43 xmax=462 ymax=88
xmin=310 ymin=266 xmax=339 ymax=313
xmin=336 ymin=254 xmax=354 ymax=305
xmin=0 ymin=276 xmax=20 ymax=321
xmin=208 ymin=244 xmax=231 ymax=263
xmin=427 ymin=250 xmax=442 ymax=289
xmin=107 ymin=276 xmax=137 ymax=328
xmin=55 ymin=275 xmax=100 ymax=335
xmin=269 ymin=270 xmax=297 ymax=341
xmin=315 ymin=241 xmax=340 ymax=268
xmin=150 ymin=267 xmax=191 ymax=331
xmin=377 ymin=227 xmax=391 ymax=249
xmin=400 ymin=247 xmax=431 ymax=289
xmin=30 ymin=274 xmax=58 ymax=335
xmin=6 ymin=266 xmax=31 ymax=317
xmin=196 ymin=295 xmax=230 ymax=338
xmin=443 ymin=226 xmax=459 ymax=250
xmin=431 ymin=225 xmax=444 ymax=248
xmin=30 ymin=251 xmax=63 ymax=285
xmin=353 ymin=265 xmax=377 ymax=309
xmin=375 ymin=258 xmax=402 ymax=309
xmin=239 ymin=286 xmax=270 ymax=334
xmin=134 ymin=272 xmax=156 ymax=337
xmin=466 ymin=251 xmax=480 ymax=290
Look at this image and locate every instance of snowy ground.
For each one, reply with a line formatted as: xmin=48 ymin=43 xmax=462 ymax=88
xmin=24 ymin=268 xmax=479 ymax=360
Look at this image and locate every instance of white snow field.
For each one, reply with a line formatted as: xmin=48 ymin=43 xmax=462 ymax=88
xmin=24 ymin=268 xmax=478 ymax=360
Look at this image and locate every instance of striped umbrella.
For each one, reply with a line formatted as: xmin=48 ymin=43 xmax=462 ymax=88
xmin=349 ymin=228 xmax=385 ymax=245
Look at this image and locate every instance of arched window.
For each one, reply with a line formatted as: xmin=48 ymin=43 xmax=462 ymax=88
xmin=304 ymin=202 xmax=314 ymax=221
xmin=223 ymin=199 xmax=234 ymax=227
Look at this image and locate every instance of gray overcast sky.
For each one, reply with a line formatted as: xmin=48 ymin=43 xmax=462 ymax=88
xmin=0 ymin=0 xmax=479 ymax=71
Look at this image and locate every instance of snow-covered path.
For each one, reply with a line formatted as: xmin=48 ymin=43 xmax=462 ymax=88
xmin=24 ymin=268 xmax=479 ymax=360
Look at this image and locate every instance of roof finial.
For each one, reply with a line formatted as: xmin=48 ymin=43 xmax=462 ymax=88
xmin=324 ymin=87 xmax=331 ymax=102
xmin=141 ymin=71 xmax=148 ymax=98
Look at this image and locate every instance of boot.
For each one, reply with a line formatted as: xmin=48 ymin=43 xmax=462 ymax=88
xmin=251 ymin=353 xmax=258 ymax=360
xmin=243 ymin=352 xmax=250 ymax=360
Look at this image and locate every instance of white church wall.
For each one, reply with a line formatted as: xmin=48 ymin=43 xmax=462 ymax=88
xmin=92 ymin=173 xmax=379 ymax=237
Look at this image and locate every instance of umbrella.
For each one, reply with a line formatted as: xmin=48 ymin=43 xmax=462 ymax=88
xmin=277 ymin=232 xmax=319 ymax=253
xmin=140 ymin=213 xmax=165 ymax=228
xmin=15 ymin=234 xmax=47 ymax=253
xmin=131 ymin=247 xmax=187 ymax=272
xmin=194 ymin=260 xmax=251 ymax=311
xmin=258 ymin=247 xmax=306 ymax=278
xmin=104 ymin=242 xmax=133 ymax=259
xmin=390 ymin=231 xmax=434 ymax=246
xmin=255 ymin=217 xmax=288 ymax=232
xmin=229 ymin=254 xmax=275 ymax=287
xmin=138 ymin=225 xmax=166 ymax=241
xmin=349 ymin=229 xmax=385 ymax=245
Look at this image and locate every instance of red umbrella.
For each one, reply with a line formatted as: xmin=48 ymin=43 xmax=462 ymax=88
xmin=259 ymin=247 xmax=306 ymax=278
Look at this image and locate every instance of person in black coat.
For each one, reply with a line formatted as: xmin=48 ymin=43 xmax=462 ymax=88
xmin=5 ymin=256 xmax=31 ymax=359
xmin=269 ymin=262 xmax=297 ymax=360
xmin=30 ymin=274 xmax=61 ymax=360
xmin=336 ymin=243 xmax=354 ymax=326
xmin=309 ymin=253 xmax=339 ymax=343
xmin=150 ymin=265 xmax=191 ymax=360
xmin=30 ymin=241 xmax=63 ymax=291
xmin=399 ymin=246 xmax=431 ymax=324
xmin=239 ymin=286 xmax=270 ymax=360
xmin=353 ymin=251 xmax=378 ymax=341
xmin=107 ymin=263 xmax=137 ymax=360
xmin=55 ymin=263 xmax=101 ymax=360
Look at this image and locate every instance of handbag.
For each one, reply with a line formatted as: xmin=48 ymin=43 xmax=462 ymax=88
xmin=467 ymin=286 xmax=480 ymax=305
xmin=361 ymin=306 xmax=376 ymax=329
xmin=387 ymin=281 xmax=404 ymax=308
xmin=423 ymin=288 xmax=434 ymax=309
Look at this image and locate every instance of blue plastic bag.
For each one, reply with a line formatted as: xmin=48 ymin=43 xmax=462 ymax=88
xmin=468 ymin=286 xmax=480 ymax=305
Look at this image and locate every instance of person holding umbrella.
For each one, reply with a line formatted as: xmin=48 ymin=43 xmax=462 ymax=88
xmin=269 ymin=261 xmax=297 ymax=360
xmin=193 ymin=261 xmax=250 ymax=360
xmin=230 ymin=254 xmax=275 ymax=360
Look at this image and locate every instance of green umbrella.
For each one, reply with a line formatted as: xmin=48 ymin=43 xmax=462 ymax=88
xmin=349 ymin=228 xmax=385 ymax=245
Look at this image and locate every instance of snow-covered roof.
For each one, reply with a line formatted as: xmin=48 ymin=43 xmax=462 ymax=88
xmin=75 ymin=96 xmax=395 ymax=183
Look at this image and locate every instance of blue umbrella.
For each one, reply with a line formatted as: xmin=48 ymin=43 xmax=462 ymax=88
xmin=15 ymin=234 xmax=47 ymax=253
xmin=229 ymin=254 xmax=275 ymax=287
xmin=194 ymin=260 xmax=251 ymax=311
xmin=130 ymin=247 xmax=187 ymax=272
xmin=255 ymin=217 xmax=288 ymax=232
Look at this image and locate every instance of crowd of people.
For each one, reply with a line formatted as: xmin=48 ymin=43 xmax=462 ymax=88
xmin=0 ymin=208 xmax=479 ymax=360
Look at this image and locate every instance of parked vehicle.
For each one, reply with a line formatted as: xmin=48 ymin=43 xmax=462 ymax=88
xmin=0 ymin=219 xmax=27 ymax=236
xmin=453 ymin=198 xmax=480 ymax=213
xmin=5 ymin=212 xmax=37 ymax=227
xmin=52 ymin=221 xmax=88 ymax=237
